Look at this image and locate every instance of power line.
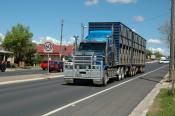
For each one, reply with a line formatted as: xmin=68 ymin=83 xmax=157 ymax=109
xmin=126 ymin=12 xmax=171 ymax=26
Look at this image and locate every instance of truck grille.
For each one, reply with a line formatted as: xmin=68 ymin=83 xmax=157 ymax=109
xmin=73 ymin=56 xmax=92 ymax=69
xmin=74 ymin=56 xmax=92 ymax=61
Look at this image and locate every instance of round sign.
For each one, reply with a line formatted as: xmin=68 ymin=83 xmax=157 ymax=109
xmin=44 ymin=41 xmax=53 ymax=53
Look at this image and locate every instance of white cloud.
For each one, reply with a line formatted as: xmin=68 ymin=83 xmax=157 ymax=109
xmin=147 ymin=39 xmax=161 ymax=44
xmin=107 ymin=0 xmax=137 ymax=4
xmin=133 ymin=16 xmax=144 ymax=23
xmin=67 ymin=36 xmax=75 ymax=45
xmin=85 ymin=0 xmax=99 ymax=6
xmin=148 ymin=47 xmax=166 ymax=54
xmin=33 ymin=36 xmax=76 ymax=45
xmin=0 ymin=33 xmax=5 ymax=39
xmin=0 ymin=33 xmax=5 ymax=44
xmin=34 ymin=36 xmax=60 ymax=45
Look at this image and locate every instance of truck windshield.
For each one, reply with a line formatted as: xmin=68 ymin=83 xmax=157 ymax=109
xmin=79 ymin=42 xmax=106 ymax=52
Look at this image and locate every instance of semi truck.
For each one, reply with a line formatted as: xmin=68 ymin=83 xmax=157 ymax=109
xmin=64 ymin=22 xmax=146 ymax=85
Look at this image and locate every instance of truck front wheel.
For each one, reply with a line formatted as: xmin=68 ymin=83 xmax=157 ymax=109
xmin=102 ymin=76 xmax=108 ymax=86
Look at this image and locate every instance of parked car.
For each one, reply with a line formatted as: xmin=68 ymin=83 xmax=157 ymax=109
xmin=40 ymin=60 xmax=64 ymax=72
xmin=40 ymin=61 xmax=48 ymax=70
xmin=49 ymin=61 xmax=64 ymax=72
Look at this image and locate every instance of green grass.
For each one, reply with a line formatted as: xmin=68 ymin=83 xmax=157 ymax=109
xmin=147 ymin=89 xmax=175 ymax=116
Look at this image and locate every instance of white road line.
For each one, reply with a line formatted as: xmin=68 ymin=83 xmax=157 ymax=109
xmin=42 ymin=65 xmax=167 ymax=116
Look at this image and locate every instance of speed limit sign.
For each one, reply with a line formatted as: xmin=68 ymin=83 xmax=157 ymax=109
xmin=44 ymin=41 xmax=53 ymax=53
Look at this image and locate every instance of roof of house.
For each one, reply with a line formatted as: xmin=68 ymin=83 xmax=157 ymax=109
xmin=36 ymin=44 xmax=74 ymax=56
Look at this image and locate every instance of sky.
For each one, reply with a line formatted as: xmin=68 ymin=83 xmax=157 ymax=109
xmin=0 ymin=0 xmax=171 ymax=55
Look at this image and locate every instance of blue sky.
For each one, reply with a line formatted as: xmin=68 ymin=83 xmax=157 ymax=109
xmin=0 ymin=0 xmax=171 ymax=55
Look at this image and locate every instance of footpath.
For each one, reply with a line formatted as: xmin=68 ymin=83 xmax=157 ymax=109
xmin=129 ymin=73 xmax=169 ymax=116
xmin=0 ymin=68 xmax=64 ymax=85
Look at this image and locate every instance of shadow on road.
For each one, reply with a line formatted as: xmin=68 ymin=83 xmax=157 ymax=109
xmin=138 ymin=77 xmax=162 ymax=84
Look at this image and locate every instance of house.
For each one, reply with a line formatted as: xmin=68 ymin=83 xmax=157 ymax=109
xmin=0 ymin=44 xmax=14 ymax=64
xmin=36 ymin=44 xmax=74 ymax=61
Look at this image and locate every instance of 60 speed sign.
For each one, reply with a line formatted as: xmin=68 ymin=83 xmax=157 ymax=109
xmin=44 ymin=41 xmax=53 ymax=53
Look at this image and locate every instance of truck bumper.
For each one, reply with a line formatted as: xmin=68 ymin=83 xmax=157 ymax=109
xmin=64 ymin=69 xmax=103 ymax=80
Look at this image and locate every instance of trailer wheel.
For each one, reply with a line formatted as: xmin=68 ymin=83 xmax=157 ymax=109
xmin=141 ymin=67 xmax=145 ymax=73
xmin=133 ymin=70 xmax=136 ymax=76
xmin=132 ymin=67 xmax=136 ymax=76
xmin=117 ymin=68 xmax=122 ymax=81
xmin=127 ymin=67 xmax=132 ymax=77
xmin=121 ymin=68 xmax=125 ymax=80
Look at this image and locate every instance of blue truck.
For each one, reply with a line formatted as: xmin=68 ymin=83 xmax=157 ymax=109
xmin=64 ymin=22 xmax=146 ymax=85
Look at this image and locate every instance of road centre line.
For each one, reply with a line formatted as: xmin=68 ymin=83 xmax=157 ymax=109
xmin=42 ymin=65 xmax=167 ymax=116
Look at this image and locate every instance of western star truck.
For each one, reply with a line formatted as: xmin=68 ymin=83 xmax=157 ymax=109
xmin=64 ymin=22 xmax=146 ymax=85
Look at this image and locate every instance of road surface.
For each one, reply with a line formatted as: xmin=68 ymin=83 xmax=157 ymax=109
xmin=0 ymin=63 xmax=168 ymax=116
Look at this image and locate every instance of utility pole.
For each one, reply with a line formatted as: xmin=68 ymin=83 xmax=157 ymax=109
xmin=170 ymin=0 xmax=175 ymax=94
xmin=60 ymin=19 xmax=64 ymax=61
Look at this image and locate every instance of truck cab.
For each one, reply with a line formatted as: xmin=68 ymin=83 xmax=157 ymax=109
xmin=64 ymin=30 xmax=112 ymax=85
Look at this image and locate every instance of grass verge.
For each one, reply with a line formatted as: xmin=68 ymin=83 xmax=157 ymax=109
xmin=147 ymin=88 xmax=175 ymax=116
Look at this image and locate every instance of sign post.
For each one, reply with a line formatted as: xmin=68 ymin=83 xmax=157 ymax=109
xmin=44 ymin=41 xmax=54 ymax=75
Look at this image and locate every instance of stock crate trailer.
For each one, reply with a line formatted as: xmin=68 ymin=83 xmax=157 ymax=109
xmin=64 ymin=22 xmax=146 ymax=86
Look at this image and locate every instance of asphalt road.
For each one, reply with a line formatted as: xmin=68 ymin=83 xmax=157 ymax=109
xmin=0 ymin=63 xmax=168 ymax=116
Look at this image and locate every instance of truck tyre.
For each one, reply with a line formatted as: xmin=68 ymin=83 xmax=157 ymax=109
xmin=132 ymin=67 xmax=136 ymax=76
xmin=103 ymin=76 xmax=108 ymax=86
xmin=102 ymin=71 xmax=108 ymax=86
xmin=121 ymin=68 xmax=125 ymax=80
xmin=117 ymin=68 xmax=122 ymax=81
xmin=127 ymin=67 xmax=132 ymax=77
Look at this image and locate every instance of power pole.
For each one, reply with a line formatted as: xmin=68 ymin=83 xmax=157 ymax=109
xmin=170 ymin=0 xmax=175 ymax=94
xmin=60 ymin=19 xmax=64 ymax=61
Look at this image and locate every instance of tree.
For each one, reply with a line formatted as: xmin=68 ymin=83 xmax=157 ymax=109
xmin=25 ymin=42 xmax=37 ymax=66
xmin=3 ymin=24 xmax=35 ymax=66
xmin=154 ymin=51 xmax=163 ymax=59
xmin=158 ymin=21 xmax=170 ymax=47
xmin=146 ymin=49 xmax=153 ymax=59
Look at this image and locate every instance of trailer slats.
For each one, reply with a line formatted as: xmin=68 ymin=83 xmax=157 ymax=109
xmin=89 ymin=22 xmax=146 ymax=66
